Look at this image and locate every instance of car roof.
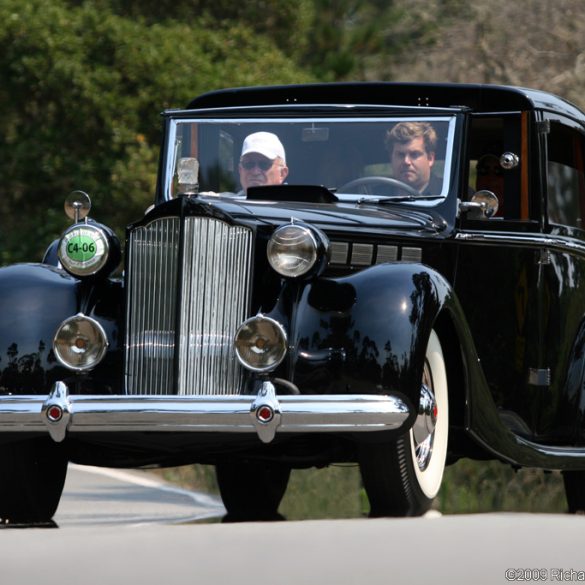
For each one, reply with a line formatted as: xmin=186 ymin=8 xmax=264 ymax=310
xmin=186 ymin=82 xmax=585 ymax=121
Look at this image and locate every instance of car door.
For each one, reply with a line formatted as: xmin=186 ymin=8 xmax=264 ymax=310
xmin=453 ymin=111 xmax=569 ymax=444
xmin=539 ymin=111 xmax=585 ymax=445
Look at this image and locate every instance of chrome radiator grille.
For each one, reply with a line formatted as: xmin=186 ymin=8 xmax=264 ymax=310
xmin=125 ymin=216 xmax=253 ymax=396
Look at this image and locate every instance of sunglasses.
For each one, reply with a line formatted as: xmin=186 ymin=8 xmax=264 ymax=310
xmin=241 ymin=159 xmax=274 ymax=171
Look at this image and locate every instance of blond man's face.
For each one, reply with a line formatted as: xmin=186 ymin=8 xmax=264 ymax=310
xmin=391 ymin=136 xmax=435 ymax=192
xmin=239 ymin=154 xmax=288 ymax=192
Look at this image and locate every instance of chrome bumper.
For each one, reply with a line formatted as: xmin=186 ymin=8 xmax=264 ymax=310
xmin=0 ymin=381 xmax=411 ymax=444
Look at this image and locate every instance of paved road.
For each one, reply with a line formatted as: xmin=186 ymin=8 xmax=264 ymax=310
xmin=56 ymin=464 xmax=225 ymax=526
xmin=2 ymin=465 xmax=585 ymax=585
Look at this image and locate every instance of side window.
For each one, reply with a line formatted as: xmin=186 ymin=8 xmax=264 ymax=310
xmin=546 ymin=117 xmax=585 ymax=230
xmin=467 ymin=114 xmax=523 ymax=219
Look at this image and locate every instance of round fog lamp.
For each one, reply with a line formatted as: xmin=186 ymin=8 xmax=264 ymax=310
xmin=234 ymin=316 xmax=287 ymax=372
xmin=53 ymin=314 xmax=108 ymax=371
xmin=267 ymin=224 xmax=319 ymax=278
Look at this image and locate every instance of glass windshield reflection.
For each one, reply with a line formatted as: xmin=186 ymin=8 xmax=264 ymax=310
xmin=166 ymin=117 xmax=456 ymax=205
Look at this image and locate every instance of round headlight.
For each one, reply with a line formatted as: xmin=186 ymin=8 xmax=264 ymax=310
xmin=267 ymin=224 xmax=324 ymax=278
xmin=58 ymin=224 xmax=111 ymax=277
xmin=234 ymin=315 xmax=287 ymax=372
xmin=53 ymin=314 xmax=108 ymax=371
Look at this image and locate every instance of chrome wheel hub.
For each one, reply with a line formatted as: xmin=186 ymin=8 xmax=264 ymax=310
xmin=412 ymin=362 xmax=437 ymax=471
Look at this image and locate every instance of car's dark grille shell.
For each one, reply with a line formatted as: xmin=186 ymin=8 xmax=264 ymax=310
xmin=125 ymin=216 xmax=253 ymax=395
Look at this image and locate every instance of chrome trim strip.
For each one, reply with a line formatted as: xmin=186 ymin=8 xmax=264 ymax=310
xmin=0 ymin=390 xmax=410 ymax=442
xmin=455 ymin=231 xmax=585 ymax=258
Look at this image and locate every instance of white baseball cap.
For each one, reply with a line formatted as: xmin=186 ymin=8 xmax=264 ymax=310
xmin=241 ymin=132 xmax=286 ymax=163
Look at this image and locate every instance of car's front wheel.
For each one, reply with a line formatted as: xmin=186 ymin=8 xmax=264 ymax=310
xmin=215 ymin=461 xmax=291 ymax=522
xmin=0 ymin=438 xmax=68 ymax=524
xmin=359 ymin=329 xmax=449 ymax=516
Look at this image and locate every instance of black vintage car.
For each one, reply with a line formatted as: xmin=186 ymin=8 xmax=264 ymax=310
xmin=2 ymin=82 xmax=585 ymax=523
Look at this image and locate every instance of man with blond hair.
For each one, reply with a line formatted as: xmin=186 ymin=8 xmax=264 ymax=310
xmin=385 ymin=122 xmax=442 ymax=194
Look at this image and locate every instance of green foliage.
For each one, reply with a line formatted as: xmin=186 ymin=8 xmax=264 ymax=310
xmin=280 ymin=466 xmax=365 ymax=519
xmin=438 ymin=460 xmax=567 ymax=515
xmin=279 ymin=461 xmax=566 ymax=518
xmin=65 ymin=0 xmax=314 ymax=60
xmin=297 ymin=0 xmax=441 ymax=81
xmin=159 ymin=458 xmax=568 ymax=520
xmin=0 ymin=0 xmax=311 ymax=262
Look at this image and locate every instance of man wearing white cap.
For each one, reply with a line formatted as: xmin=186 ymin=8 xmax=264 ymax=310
xmin=239 ymin=132 xmax=288 ymax=194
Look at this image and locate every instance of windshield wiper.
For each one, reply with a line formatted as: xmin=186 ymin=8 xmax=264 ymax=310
xmin=358 ymin=195 xmax=444 ymax=204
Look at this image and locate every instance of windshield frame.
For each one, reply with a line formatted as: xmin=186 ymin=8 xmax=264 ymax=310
xmin=163 ymin=114 xmax=458 ymax=205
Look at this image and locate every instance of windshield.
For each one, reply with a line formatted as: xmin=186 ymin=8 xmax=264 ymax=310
xmin=165 ymin=116 xmax=457 ymax=204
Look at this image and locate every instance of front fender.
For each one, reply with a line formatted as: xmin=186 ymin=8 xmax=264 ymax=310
xmin=288 ymin=263 xmax=453 ymax=406
xmin=0 ymin=264 xmax=123 ymax=395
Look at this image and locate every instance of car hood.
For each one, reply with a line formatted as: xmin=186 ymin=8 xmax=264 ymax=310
xmin=208 ymin=197 xmax=450 ymax=237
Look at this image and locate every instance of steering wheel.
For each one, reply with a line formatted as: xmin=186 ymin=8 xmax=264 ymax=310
xmin=337 ymin=176 xmax=420 ymax=196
